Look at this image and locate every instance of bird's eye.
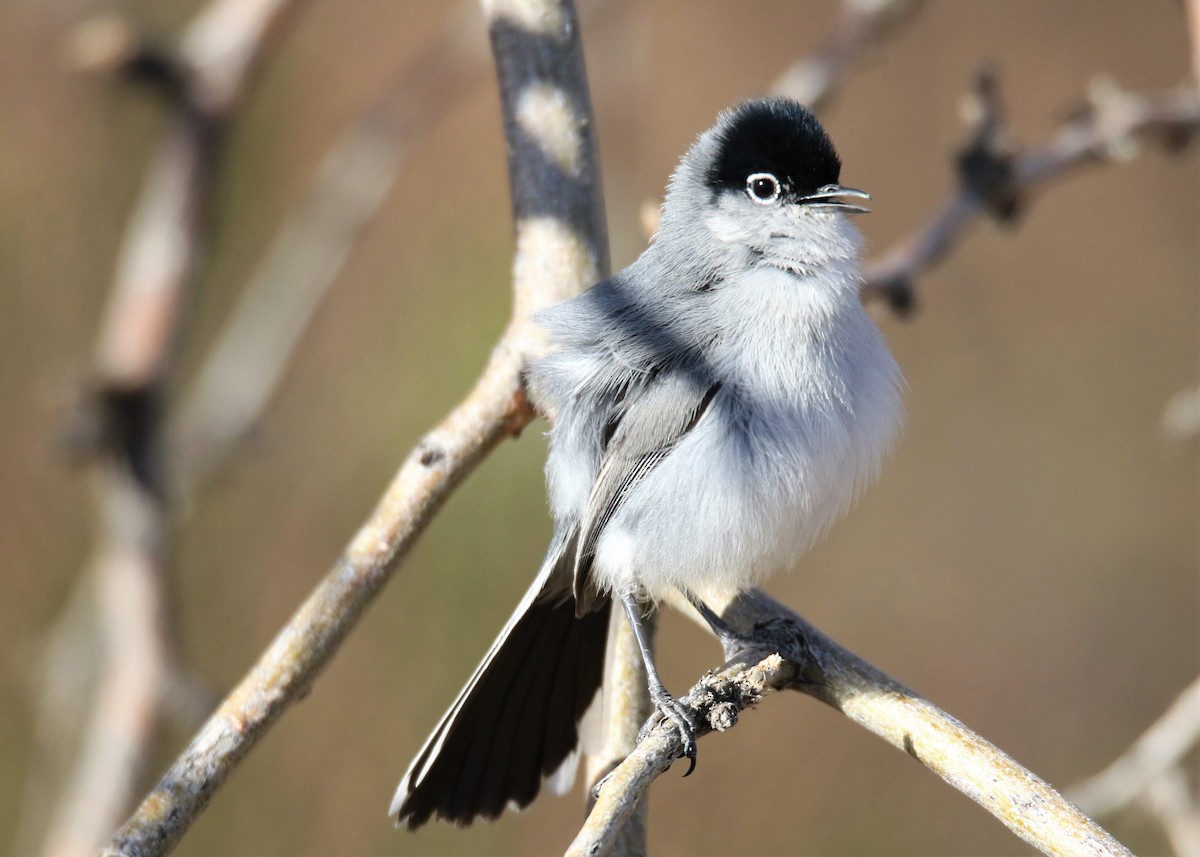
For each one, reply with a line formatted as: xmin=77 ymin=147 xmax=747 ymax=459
xmin=746 ymin=173 xmax=781 ymax=205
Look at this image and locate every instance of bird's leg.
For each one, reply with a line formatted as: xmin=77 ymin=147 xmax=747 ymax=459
xmin=684 ymin=590 xmax=743 ymax=660
xmin=619 ymin=594 xmax=699 ymax=776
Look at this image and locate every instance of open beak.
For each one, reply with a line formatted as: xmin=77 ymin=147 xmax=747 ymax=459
xmin=797 ymin=184 xmax=871 ymax=214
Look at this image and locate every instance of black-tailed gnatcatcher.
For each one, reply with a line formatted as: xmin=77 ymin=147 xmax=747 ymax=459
xmin=391 ymin=97 xmax=903 ymax=829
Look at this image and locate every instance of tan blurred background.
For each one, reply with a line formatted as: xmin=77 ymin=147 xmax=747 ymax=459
xmin=1 ymin=1 xmax=1197 ymax=855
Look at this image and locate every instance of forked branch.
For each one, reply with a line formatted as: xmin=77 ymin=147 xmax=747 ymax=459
xmin=864 ymin=70 xmax=1200 ymax=312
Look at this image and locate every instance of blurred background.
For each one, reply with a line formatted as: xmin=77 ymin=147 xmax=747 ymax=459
xmin=1 ymin=0 xmax=1197 ymax=855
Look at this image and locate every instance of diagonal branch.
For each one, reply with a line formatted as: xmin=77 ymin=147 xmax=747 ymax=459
xmin=101 ymin=1 xmax=608 ymax=854
xmin=1143 ymin=769 xmax=1200 ymax=857
xmin=569 ymin=648 xmax=789 ymax=857
xmin=174 ymin=3 xmax=489 ymax=492
xmin=864 ymin=71 xmax=1200 ymax=312
xmin=1067 ymin=676 xmax=1200 ymax=819
xmin=770 ymin=0 xmax=925 ymax=111
xmin=569 ymin=588 xmax=1134 ymax=857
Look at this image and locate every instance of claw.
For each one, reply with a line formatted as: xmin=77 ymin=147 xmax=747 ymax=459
xmin=649 ymin=687 xmax=699 ymax=775
xmin=681 ymin=742 xmax=697 ymax=778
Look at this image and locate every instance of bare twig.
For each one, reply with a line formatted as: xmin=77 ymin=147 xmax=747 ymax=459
xmin=1162 ymin=385 xmax=1200 ymax=441
xmin=569 ymin=649 xmax=788 ymax=857
xmin=32 ymin=4 xmax=302 ymax=857
xmin=769 ymin=0 xmax=925 ymax=111
xmin=101 ymin=1 xmax=608 ymax=854
xmin=1068 ymin=676 xmax=1200 ymax=819
xmin=1145 ymin=768 xmax=1200 ymax=857
xmin=864 ymin=71 xmax=1200 ymax=312
xmin=1163 ymin=2 xmax=1200 ymax=446
xmin=569 ymin=587 xmax=1132 ymax=857
xmin=175 ymin=3 xmax=488 ymax=491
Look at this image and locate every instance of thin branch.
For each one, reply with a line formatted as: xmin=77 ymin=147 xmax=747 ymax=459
xmin=864 ymin=71 xmax=1200 ymax=312
xmin=1068 ymin=676 xmax=1200 ymax=819
xmin=569 ymin=649 xmax=787 ymax=857
xmin=1162 ymin=385 xmax=1200 ymax=441
xmin=570 ymin=588 xmax=1133 ymax=857
xmin=1145 ymin=769 xmax=1200 ymax=857
xmin=101 ymin=1 xmax=608 ymax=854
xmin=769 ymin=0 xmax=925 ymax=111
xmin=177 ymin=0 xmax=302 ymax=114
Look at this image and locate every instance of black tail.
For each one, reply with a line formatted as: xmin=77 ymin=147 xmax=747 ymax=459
xmin=391 ymin=586 xmax=611 ymax=829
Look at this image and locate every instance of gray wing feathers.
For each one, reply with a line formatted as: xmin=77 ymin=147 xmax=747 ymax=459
xmin=573 ymin=373 xmax=721 ymax=606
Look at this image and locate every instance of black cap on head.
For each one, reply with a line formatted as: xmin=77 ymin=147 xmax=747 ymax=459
xmin=704 ymin=98 xmax=841 ymax=200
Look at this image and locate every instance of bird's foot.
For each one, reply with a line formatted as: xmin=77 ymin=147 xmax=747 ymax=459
xmin=639 ymin=686 xmax=699 ymax=776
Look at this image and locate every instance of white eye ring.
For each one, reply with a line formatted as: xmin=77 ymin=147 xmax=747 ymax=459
xmin=746 ymin=172 xmax=781 ymax=205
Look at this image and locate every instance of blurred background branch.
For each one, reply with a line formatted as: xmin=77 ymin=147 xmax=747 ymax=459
xmin=1069 ymin=676 xmax=1200 ymax=857
xmin=1056 ymin=8 xmax=1200 ymax=853
xmin=863 ymin=71 xmax=1200 ymax=312
xmin=639 ymin=35 xmax=1200 ymax=317
xmin=173 ymin=3 xmax=488 ymax=494
xmin=770 ymin=0 xmax=925 ymax=112
xmin=1162 ymin=0 xmax=1200 ymax=445
xmin=24 ymin=3 xmax=303 ymax=857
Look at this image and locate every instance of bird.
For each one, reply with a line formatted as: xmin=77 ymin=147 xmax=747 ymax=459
xmin=390 ymin=96 xmax=904 ymax=830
